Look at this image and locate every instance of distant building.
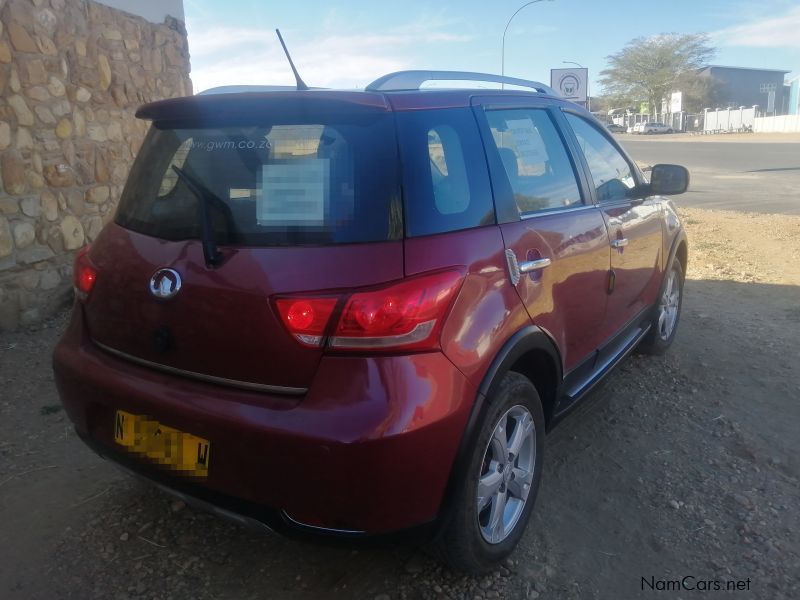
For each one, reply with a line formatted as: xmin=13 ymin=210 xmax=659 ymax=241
xmin=698 ymin=66 xmax=790 ymax=114
xmin=788 ymin=75 xmax=800 ymax=116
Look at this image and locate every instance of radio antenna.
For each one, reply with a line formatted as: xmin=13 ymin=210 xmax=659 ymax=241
xmin=275 ymin=29 xmax=309 ymax=91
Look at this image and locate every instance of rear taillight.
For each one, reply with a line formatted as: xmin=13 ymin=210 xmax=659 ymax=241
xmin=273 ymin=270 xmax=464 ymax=352
xmin=274 ymin=297 xmax=338 ymax=346
xmin=331 ymin=270 xmax=463 ymax=350
xmin=73 ymin=246 xmax=97 ymax=302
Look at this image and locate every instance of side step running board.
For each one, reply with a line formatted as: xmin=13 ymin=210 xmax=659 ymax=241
xmin=558 ymin=324 xmax=651 ymax=412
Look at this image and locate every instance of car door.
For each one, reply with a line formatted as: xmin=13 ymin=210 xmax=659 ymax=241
xmin=472 ymin=98 xmax=611 ymax=375
xmin=560 ymin=110 xmax=663 ymax=339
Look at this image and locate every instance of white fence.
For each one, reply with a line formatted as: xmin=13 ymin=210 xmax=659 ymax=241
xmin=753 ymin=115 xmax=800 ymax=133
xmin=704 ymin=107 xmax=757 ymax=132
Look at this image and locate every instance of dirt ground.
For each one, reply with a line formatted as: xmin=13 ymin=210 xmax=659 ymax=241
xmin=1 ymin=207 xmax=799 ymax=600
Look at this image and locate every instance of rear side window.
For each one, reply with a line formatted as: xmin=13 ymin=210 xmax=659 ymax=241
xmin=396 ymin=108 xmax=494 ymax=237
xmin=485 ymin=108 xmax=582 ymax=215
xmin=427 ymin=126 xmax=470 ymax=215
xmin=116 ymin=112 xmax=401 ymax=246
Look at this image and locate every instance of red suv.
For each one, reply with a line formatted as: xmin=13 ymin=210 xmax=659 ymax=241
xmin=53 ymin=71 xmax=688 ymax=573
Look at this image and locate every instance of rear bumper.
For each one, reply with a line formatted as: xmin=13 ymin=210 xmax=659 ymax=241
xmin=53 ymin=306 xmax=476 ymax=534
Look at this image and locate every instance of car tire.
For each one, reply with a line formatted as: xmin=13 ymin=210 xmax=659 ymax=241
xmin=638 ymin=256 xmax=684 ymax=355
xmin=667 ymin=128 xmax=673 ymax=133
xmin=433 ymin=372 xmax=545 ymax=574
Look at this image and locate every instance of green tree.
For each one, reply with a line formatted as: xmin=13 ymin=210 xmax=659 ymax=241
xmin=599 ymin=33 xmax=716 ymax=114
xmin=587 ymin=94 xmax=615 ymax=114
xmin=590 ymin=94 xmax=638 ymax=115
xmin=676 ymin=71 xmax=724 ymax=113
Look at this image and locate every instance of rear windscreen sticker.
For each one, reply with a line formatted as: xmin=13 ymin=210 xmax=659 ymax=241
xmin=257 ymin=159 xmax=330 ymax=226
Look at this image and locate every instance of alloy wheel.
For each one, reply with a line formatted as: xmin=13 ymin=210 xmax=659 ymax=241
xmin=476 ymin=405 xmax=536 ymax=544
xmin=657 ymin=266 xmax=681 ymax=340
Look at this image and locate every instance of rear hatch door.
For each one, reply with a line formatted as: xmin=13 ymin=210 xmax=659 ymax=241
xmin=84 ymin=93 xmax=402 ymax=392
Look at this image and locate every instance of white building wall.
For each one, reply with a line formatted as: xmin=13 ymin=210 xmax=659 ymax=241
xmin=704 ymin=107 xmax=757 ymax=132
xmin=753 ymin=115 xmax=800 ymax=133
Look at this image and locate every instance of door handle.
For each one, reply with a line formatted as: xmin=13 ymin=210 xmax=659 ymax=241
xmin=518 ymin=258 xmax=552 ymax=273
xmin=611 ymin=238 xmax=629 ymax=249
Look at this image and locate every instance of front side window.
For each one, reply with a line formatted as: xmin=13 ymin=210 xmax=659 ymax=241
xmin=485 ymin=108 xmax=582 ymax=215
xmin=564 ymin=113 xmax=637 ymax=203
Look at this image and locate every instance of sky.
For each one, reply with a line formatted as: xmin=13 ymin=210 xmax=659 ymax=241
xmin=183 ymin=0 xmax=800 ymax=94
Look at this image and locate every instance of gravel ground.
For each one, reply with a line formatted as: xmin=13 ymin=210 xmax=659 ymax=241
xmin=1 ymin=207 xmax=799 ymax=599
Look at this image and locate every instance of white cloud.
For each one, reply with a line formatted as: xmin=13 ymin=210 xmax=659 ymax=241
xmin=713 ymin=6 xmax=800 ymax=48
xmin=504 ymin=24 xmax=559 ymax=37
xmin=186 ymin=17 xmax=473 ymax=92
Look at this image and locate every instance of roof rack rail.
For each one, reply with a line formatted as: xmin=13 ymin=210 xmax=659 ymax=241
xmin=365 ymin=70 xmax=558 ymax=95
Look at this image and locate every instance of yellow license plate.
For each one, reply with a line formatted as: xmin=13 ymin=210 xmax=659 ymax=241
xmin=114 ymin=410 xmax=210 ymax=477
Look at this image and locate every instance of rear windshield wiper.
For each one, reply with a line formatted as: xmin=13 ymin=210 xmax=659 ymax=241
xmin=171 ymin=165 xmax=227 ymax=267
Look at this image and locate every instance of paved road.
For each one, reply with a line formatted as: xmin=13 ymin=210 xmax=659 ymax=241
xmin=617 ymin=135 xmax=800 ymax=215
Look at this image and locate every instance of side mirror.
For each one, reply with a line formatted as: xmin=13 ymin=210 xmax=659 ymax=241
xmin=649 ymin=164 xmax=689 ymax=195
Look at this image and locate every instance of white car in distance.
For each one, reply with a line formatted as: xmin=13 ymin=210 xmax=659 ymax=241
xmin=641 ymin=122 xmax=673 ymax=134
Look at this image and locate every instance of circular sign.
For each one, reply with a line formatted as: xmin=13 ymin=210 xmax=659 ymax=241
xmin=558 ymin=74 xmax=581 ymax=98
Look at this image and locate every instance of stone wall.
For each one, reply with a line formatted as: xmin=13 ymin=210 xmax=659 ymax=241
xmin=0 ymin=0 xmax=191 ymax=330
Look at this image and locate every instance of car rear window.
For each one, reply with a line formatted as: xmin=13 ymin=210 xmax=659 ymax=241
xmin=116 ymin=112 xmax=402 ymax=246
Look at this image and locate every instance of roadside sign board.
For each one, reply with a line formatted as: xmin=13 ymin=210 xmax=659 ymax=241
xmin=670 ymin=91 xmax=682 ymax=113
xmin=550 ymin=68 xmax=588 ymax=103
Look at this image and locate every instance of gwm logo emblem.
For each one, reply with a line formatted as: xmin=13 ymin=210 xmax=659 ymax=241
xmin=149 ymin=268 xmax=182 ymax=299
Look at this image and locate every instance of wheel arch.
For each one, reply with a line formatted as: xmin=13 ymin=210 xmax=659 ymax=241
xmin=664 ymin=225 xmax=688 ymax=285
xmin=674 ymin=237 xmax=688 ymax=275
xmin=434 ymin=326 xmax=562 ymax=537
xmin=639 ymin=226 xmax=687 ymax=354
xmin=478 ymin=326 xmax=562 ymax=426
